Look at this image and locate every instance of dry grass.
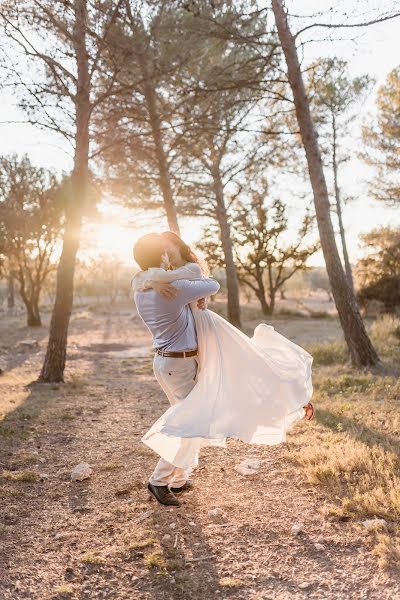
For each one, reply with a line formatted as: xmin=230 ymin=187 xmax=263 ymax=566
xmin=1 ymin=470 xmax=38 ymax=482
xmin=99 ymin=462 xmax=124 ymax=472
xmin=66 ymin=375 xmax=88 ymax=389
xmin=219 ymin=577 xmax=242 ymax=587
xmin=11 ymin=452 xmax=40 ymax=466
xmin=0 ymin=523 xmax=11 ymax=536
xmin=123 ymin=528 xmax=161 ymax=571
xmin=305 ymin=340 xmax=348 ymax=366
xmin=0 ymin=488 xmax=24 ymax=499
xmin=370 ymin=314 xmax=400 ymax=345
xmin=80 ymin=552 xmax=104 ymax=566
xmin=373 ymin=533 xmax=400 ymax=570
xmin=166 ymin=558 xmax=183 ymax=573
xmin=143 ymin=551 xmax=166 ymax=570
xmin=132 ymin=359 xmax=153 ymax=375
xmin=369 ymin=314 xmax=400 ymax=365
xmin=58 ymin=410 xmax=75 ymax=421
xmin=52 ymin=585 xmax=74 ymax=597
xmin=286 ymin=315 xmax=400 ymax=570
xmin=127 ymin=535 xmax=157 ymax=550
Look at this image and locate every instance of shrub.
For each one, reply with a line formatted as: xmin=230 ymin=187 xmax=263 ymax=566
xmin=307 ymin=341 xmax=348 ymax=366
xmin=370 ymin=314 xmax=400 ymax=345
xmin=358 ymin=276 xmax=400 ymax=312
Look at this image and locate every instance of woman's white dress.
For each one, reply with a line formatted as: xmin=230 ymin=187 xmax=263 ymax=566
xmin=132 ymin=263 xmax=313 ymax=471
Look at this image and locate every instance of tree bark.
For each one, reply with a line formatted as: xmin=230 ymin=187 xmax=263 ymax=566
xmin=272 ymin=0 xmax=380 ymax=368
xmin=7 ymin=276 xmax=14 ymax=310
xmin=26 ymin=302 xmax=42 ymax=327
xmin=332 ymin=115 xmax=354 ymax=291
xmin=211 ymin=161 xmax=242 ymax=328
xmin=32 ymin=296 xmax=41 ymax=326
xmin=39 ymin=0 xmax=90 ymax=382
xmin=334 ymin=167 xmax=354 ymax=292
xmin=255 ymin=267 xmax=271 ymax=315
xmin=257 ymin=291 xmax=271 ymax=315
xmin=269 ymin=291 xmax=276 ymax=315
xmin=137 ymin=42 xmax=180 ymax=234
xmin=18 ymin=276 xmax=42 ymax=327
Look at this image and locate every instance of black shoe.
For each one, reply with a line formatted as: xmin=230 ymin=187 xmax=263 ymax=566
xmin=147 ymin=482 xmax=181 ymax=507
xmin=170 ymin=480 xmax=194 ymax=494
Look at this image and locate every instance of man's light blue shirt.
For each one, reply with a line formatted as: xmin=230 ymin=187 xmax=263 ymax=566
xmin=135 ymin=278 xmax=220 ymax=351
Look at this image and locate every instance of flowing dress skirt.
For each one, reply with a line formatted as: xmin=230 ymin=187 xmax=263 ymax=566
xmin=141 ymin=307 xmax=313 ymax=470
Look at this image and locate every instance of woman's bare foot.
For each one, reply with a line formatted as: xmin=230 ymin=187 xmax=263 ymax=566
xmin=303 ymin=402 xmax=314 ymax=421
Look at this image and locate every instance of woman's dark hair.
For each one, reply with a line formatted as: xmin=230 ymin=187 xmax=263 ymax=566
xmin=161 ymin=231 xmax=209 ymax=275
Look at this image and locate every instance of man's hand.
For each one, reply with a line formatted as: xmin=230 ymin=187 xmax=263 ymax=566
xmin=151 ymin=281 xmax=178 ymax=300
xmin=197 ymin=297 xmax=208 ymax=310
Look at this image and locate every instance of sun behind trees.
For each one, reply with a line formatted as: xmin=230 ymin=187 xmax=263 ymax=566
xmin=96 ymin=1 xmax=279 ymax=329
xmin=1 ymin=0 xmax=125 ymax=381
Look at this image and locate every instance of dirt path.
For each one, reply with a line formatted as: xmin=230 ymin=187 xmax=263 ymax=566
xmin=0 ymin=308 xmax=399 ymax=600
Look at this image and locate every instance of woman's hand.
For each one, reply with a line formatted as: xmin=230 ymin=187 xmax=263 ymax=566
xmin=150 ymin=281 xmax=178 ymax=300
xmin=197 ymin=297 xmax=208 ymax=310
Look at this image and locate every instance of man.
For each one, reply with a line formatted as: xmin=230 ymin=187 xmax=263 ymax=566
xmin=133 ymin=233 xmax=220 ymax=507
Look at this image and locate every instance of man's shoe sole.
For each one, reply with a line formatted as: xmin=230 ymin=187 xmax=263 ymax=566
xmin=147 ymin=483 xmax=181 ymax=507
xmin=170 ymin=481 xmax=194 ymax=493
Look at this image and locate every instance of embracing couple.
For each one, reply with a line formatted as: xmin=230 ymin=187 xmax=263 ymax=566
xmin=132 ymin=231 xmax=314 ymax=508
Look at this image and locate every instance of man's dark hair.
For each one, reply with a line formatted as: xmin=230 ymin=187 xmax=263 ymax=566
xmin=133 ymin=233 xmax=166 ymax=271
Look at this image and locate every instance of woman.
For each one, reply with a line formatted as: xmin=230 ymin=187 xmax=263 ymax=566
xmin=132 ymin=231 xmax=314 ymax=473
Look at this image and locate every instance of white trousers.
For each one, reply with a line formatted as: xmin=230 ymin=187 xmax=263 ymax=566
xmin=149 ymin=354 xmax=199 ymax=487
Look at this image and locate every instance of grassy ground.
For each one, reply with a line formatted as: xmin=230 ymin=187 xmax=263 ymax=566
xmin=0 ymin=301 xmax=399 ymax=599
xmin=286 ymin=315 xmax=400 ymax=571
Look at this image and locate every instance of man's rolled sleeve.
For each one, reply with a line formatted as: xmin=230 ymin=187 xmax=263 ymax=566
xmin=173 ymin=278 xmax=220 ymax=306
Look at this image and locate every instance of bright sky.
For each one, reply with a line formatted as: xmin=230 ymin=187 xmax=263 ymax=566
xmin=0 ymin=2 xmax=399 ymax=268
xmin=284 ymin=0 xmax=400 ymax=265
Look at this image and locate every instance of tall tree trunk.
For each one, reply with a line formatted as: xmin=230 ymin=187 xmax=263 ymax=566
xmin=142 ymin=72 xmax=180 ymax=234
xmin=334 ymin=166 xmax=354 ymax=292
xmin=272 ymin=0 xmax=379 ymax=368
xmin=26 ymin=302 xmax=42 ymax=327
xmin=257 ymin=290 xmax=271 ymax=315
xmin=211 ymin=161 xmax=241 ymax=328
xmin=269 ymin=291 xmax=276 ymax=315
xmin=33 ymin=295 xmax=41 ymax=326
xmin=266 ymin=264 xmax=276 ymax=316
xmin=18 ymin=277 xmax=42 ymax=327
xmin=7 ymin=276 xmax=14 ymax=310
xmin=131 ymin=9 xmax=180 ymax=234
xmin=332 ymin=115 xmax=354 ymax=292
xmin=39 ymin=0 xmax=90 ymax=382
xmin=255 ymin=267 xmax=270 ymax=315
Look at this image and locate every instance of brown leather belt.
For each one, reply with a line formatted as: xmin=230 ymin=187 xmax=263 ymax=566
xmin=156 ymin=349 xmax=198 ymax=358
